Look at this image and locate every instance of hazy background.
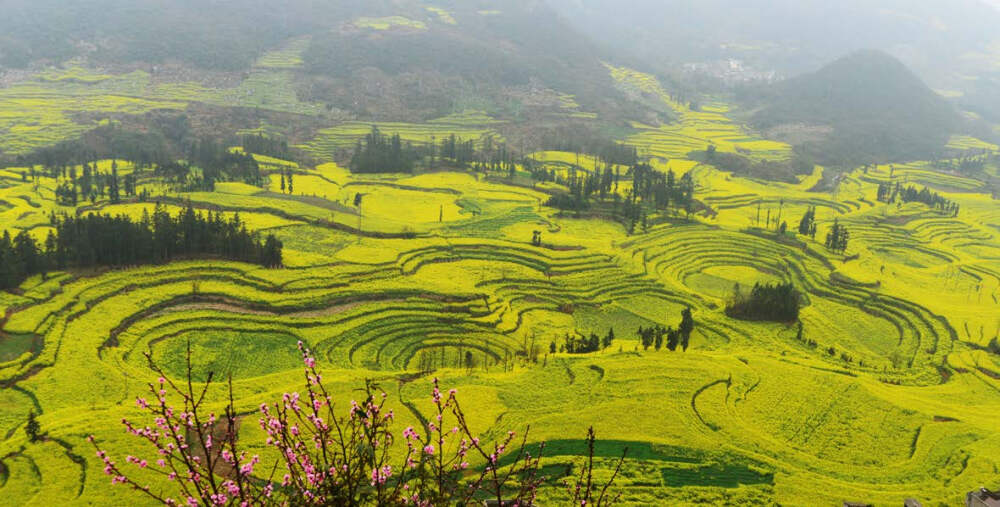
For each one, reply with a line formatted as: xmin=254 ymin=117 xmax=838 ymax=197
xmin=2 ymin=0 xmax=999 ymax=164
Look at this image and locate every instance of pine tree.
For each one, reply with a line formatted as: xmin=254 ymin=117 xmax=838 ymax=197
xmin=798 ymin=207 xmax=816 ymax=236
xmin=825 ymin=219 xmax=849 ymax=253
xmin=25 ymin=411 xmax=40 ymax=442
xmin=679 ymin=307 xmax=695 ymax=351
xmin=601 ymin=328 xmax=615 ymax=349
xmin=666 ymin=328 xmax=680 ymax=351
xmin=109 ymin=163 xmax=120 ymax=204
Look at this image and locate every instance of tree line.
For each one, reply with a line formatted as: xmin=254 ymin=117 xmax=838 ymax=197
xmin=0 ymin=204 xmax=282 ymax=291
xmin=535 ymin=127 xmax=639 ymax=166
xmin=348 ymin=126 xmax=521 ymax=175
xmin=18 ymin=121 xmax=266 ymax=194
xmin=557 ymin=328 xmax=616 ymax=354
xmin=876 ymin=182 xmax=959 ymax=215
xmin=185 ymin=139 xmax=264 ymax=190
xmin=543 ymin=163 xmax=696 ymax=234
xmin=637 ymin=307 xmax=695 ymax=351
xmin=241 ymin=134 xmax=292 ymax=161
xmin=553 ymin=307 xmax=696 ymax=354
xmin=350 ymin=127 xmax=421 ymax=174
xmin=50 ymin=160 xmax=136 ymax=206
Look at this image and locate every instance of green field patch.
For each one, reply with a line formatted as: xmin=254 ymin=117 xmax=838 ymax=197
xmin=500 ymin=439 xmax=700 ymax=466
xmin=572 ymin=303 xmax=659 ymax=339
xmin=871 ymin=246 xmax=952 ymax=269
xmin=150 ymin=329 xmax=303 ymax=381
xmin=498 ymin=439 xmax=771 ymax=488
xmin=0 ymin=333 xmax=36 ymax=363
xmin=273 ymin=224 xmax=355 ymax=264
xmin=660 ymin=462 xmax=773 ymax=488
xmin=0 ymin=386 xmax=36 ymax=438
xmin=685 ymin=266 xmax=781 ymax=300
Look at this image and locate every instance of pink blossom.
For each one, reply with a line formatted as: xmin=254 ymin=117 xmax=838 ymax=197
xmin=423 ymin=444 xmax=435 ymax=455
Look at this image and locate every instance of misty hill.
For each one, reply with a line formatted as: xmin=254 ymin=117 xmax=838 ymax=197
xmin=0 ymin=0 xmax=650 ymax=140
xmin=746 ymin=50 xmax=962 ymax=165
xmin=546 ymin=0 xmax=1000 ymax=96
xmin=298 ymin=1 xmax=644 ymax=123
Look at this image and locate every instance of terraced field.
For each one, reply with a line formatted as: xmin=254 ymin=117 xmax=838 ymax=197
xmin=296 ymin=111 xmax=505 ymax=162
xmin=2 ymin=61 xmax=1000 ymax=505
xmin=606 ymin=65 xmax=793 ymax=161
xmin=2 ymin=137 xmax=999 ymax=505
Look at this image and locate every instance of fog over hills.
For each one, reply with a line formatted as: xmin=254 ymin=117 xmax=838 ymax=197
xmin=546 ymin=0 xmax=1000 ymax=86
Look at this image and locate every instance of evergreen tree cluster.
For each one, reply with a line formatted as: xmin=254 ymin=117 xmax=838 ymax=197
xmin=19 ymin=123 xmax=174 ymax=174
xmin=933 ymin=152 xmax=992 ymax=175
xmin=544 ymin=163 xmax=696 ymax=232
xmin=279 ymin=169 xmax=295 ymax=194
xmin=637 ymin=307 xmax=695 ymax=351
xmin=466 ymin=136 xmax=519 ymax=177
xmin=241 ymin=134 xmax=292 ymax=161
xmin=0 ymin=204 xmax=282 ymax=291
xmin=22 ymin=130 xmax=264 ymax=201
xmin=437 ymin=134 xmax=478 ymax=166
xmin=630 ymin=164 xmax=695 ymax=212
xmin=41 ymin=160 xmax=135 ymax=205
xmin=824 ymin=219 xmax=850 ymax=253
xmin=726 ymin=282 xmax=800 ymax=322
xmin=188 ymin=139 xmax=263 ymax=189
xmin=563 ymin=328 xmax=615 ymax=354
xmin=24 ymin=411 xmax=40 ymax=443
xmin=797 ymin=206 xmax=818 ymax=238
xmin=347 ymin=127 xmax=520 ymax=175
xmin=536 ymin=128 xmax=639 ymax=166
xmin=877 ymin=182 xmax=959 ymax=215
xmin=350 ymin=126 xmax=421 ymax=174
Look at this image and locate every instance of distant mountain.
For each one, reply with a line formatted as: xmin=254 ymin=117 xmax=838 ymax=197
xmin=545 ymin=0 xmax=1000 ymax=92
xmin=747 ymin=50 xmax=962 ymax=165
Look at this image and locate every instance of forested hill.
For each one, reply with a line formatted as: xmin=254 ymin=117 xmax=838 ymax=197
xmin=746 ymin=50 xmax=962 ymax=165
xmin=0 ymin=0 xmax=642 ymax=125
xmin=0 ymin=0 xmax=666 ymax=169
xmin=0 ymin=0 xmax=362 ymax=70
